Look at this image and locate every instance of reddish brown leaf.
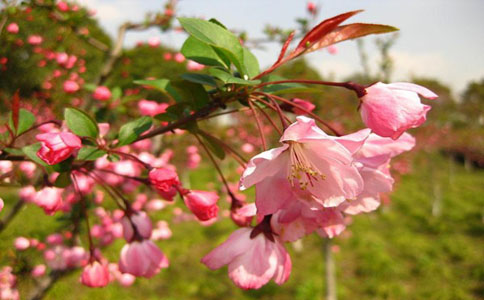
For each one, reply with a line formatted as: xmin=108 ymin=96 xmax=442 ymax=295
xmin=307 ymin=23 xmax=399 ymax=53
xmin=294 ymin=10 xmax=363 ymax=54
xmin=275 ymin=31 xmax=295 ymax=65
xmin=12 ymin=90 xmax=20 ymax=132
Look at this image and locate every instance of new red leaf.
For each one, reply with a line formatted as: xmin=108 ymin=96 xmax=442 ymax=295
xmin=294 ymin=10 xmax=363 ymax=54
xmin=307 ymin=23 xmax=399 ymax=53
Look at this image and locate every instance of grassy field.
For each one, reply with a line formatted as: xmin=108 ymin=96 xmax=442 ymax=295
xmin=1 ymin=151 xmax=483 ymax=300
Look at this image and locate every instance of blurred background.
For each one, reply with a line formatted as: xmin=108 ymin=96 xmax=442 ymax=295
xmin=0 ymin=0 xmax=483 ymax=299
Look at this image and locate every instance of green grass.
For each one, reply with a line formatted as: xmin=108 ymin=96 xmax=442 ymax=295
xmin=1 ymin=152 xmax=483 ymax=300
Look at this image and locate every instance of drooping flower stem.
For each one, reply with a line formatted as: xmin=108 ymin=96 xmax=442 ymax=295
xmin=254 ymin=79 xmax=366 ymax=97
xmin=248 ymin=98 xmax=268 ymax=150
xmin=249 ymin=97 xmax=283 ymax=136
xmin=256 ymin=92 xmax=342 ymax=136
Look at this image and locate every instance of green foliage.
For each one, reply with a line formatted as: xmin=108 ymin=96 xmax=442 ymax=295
xmin=64 ymin=108 xmax=99 ymax=138
xmin=117 ymin=116 xmax=152 ymax=146
xmin=8 ymin=109 xmax=35 ymax=135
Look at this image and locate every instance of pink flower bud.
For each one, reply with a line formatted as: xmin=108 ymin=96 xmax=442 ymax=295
xmin=148 ymin=168 xmax=180 ymax=201
xmin=147 ymin=37 xmax=160 ymax=48
xmin=81 ymin=261 xmax=110 ymax=288
xmin=360 ymin=82 xmax=438 ymax=139
xmin=291 ymin=98 xmax=315 ymax=115
xmin=0 ymin=198 xmax=3 ymax=212
xmin=57 ymin=1 xmax=69 ymax=12
xmin=19 ymin=161 xmax=36 ymax=178
xmin=36 ymin=132 xmax=82 ymax=165
xmin=184 ymin=190 xmax=219 ymax=221
xmin=31 ymin=264 xmax=46 ymax=277
xmin=14 ymin=237 xmax=30 ymax=250
xmin=46 ymin=233 xmax=63 ymax=245
xmin=93 ymin=86 xmax=112 ymax=101
xmin=163 ymin=53 xmax=172 ymax=61
xmin=27 ymin=35 xmax=43 ymax=45
xmin=119 ymin=240 xmax=168 ymax=278
xmin=63 ymin=80 xmax=80 ymax=93
xmin=6 ymin=23 xmax=19 ymax=34
xmin=19 ymin=186 xmax=36 ymax=203
xmin=56 ymin=52 xmax=68 ymax=65
xmin=186 ymin=60 xmax=205 ymax=71
xmin=307 ymin=2 xmax=317 ymax=14
xmin=174 ymin=53 xmax=185 ymax=63
xmin=138 ymin=100 xmax=168 ymax=117
xmin=34 ymin=187 xmax=63 ymax=215
xmin=121 ymin=211 xmax=153 ymax=242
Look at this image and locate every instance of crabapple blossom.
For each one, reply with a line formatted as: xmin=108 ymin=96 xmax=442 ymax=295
xmin=34 ymin=187 xmax=63 ymax=215
xmin=27 ymin=35 xmax=43 ymax=45
xmin=36 ymin=132 xmax=82 ymax=165
xmin=14 ymin=237 xmax=30 ymax=250
xmin=240 ymin=116 xmax=364 ymax=214
xmin=93 ymin=86 xmax=112 ymax=101
xmin=81 ymin=261 xmax=110 ymax=288
xmin=121 ymin=211 xmax=153 ymax=242
xmin=0 ymin=198 xmax=3 ymax=213
xmin=63 ymin=80 xmax=80 ymax=93
xmin=291 ymin=98 xmax=316 ymax=115
xmin=359 ymin=82 xmax=438 ymax=139
xmin=138 ymin=100 xmax=168 ymax=116
xmin=6 ymin=23 xmax=19 ymax=34
xmin=119 ymin=240 xmax=169 ymax=278
xmin=202 ymin=228 xmax=291 ymax=289
xmin=183 ymin=190 xmax=219 ymax=221
xmin=148 ymin=168 xmax=180 ymax=201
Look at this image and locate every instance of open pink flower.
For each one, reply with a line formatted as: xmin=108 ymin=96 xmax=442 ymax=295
xmin=336 ymin=130 xmax=415 ymax=214
xmin=81 ymin=261 xmax=109 ymax=288
xmin=34 ymin=187 xmax=63 ymax=215
xmin=6 ymin=23 xmax=19 ymax=34
xmin=240 ymin=116 xmax=364 ymax=215
xmin=360 ymin=82 xmax=438 ymax=139
xmin=119 ymin=240 xmax=169 ymax=278
xmin=36 ymin=132 xmax=82 ymax=165
xmin=202 ymin=228 xmax=291 ymax=289
xmin=184 ymin=190 xmax=219 ymax=221
xmin=138 ymin=100 xmax=168 ymax=117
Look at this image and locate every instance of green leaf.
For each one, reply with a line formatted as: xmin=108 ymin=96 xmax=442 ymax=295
xmin=2 ymin=148 xmax=24 ymax=156
xmin=242 ymin=48 xmax=260 ymax=79
xmin=64 ymin=108 xmax=99 ymax=138
xmin=261 ymin=75 xmax=320 ymax=95
xmin=22 ymin=143 xmax=49 ymax=166
xmin=8 ymin=109 xmax=35 ymax=135
xmin=199 ymin=132 xmax=225 ymax=160
xmin=111 ymin=86 xmax=122 ymax=100
xmin=117 ymin=116 xmax=152 ymax=147
xmin=178 ymin=18 xmax=247 ymax=75
xmin=77 ymin=146 xmax=106 ymax=161
xmin=52 ymin=156 xmax=74 ymax=173
xmin=83 ymin=83 xmax=97 ymax=92
xmin=209 ymin=68 xmax=261 ymax=85
xmin=171 ymin=80 xmax=210 ymax=109
xmin=181 ymin=36 xmax=229 ymax=68
xmin=180 ymin=73 xmax=218 ymax=87
xmin=54 ymin=172 xmax=72 ymax=188
xmin=134 ymin=79 xmax=182 ymax=102
xmin=107 ymin=154 xmax=121 ymax=162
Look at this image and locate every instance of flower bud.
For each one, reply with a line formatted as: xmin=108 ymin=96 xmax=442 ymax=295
xmin=36 ymin=132 xmax=82 ymax=165
xmin=148 ymin=168 xmax=180 ymax=201
xmin=81 ymin=261 xmax=110 ymax=288
xmin=184 ymin=190 xmax=219 ymax=221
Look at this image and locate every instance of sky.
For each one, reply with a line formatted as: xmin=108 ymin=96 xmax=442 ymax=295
xmin=78 ymin=0 xmax=484 ymax=96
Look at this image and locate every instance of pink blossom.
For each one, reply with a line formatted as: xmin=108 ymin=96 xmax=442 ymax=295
xmin=184 ymin=190 xmax=219 ymax=221
xmin=36 ymin=132 xmax=82 ymax=165
xmin=0 ymin=198 xmax=3 ymax=213
xmin=46 ymin=233 xmax=64 ymax=245
xmin=14 ymin=237 xmax=30 ymax=250
xmin=186 ymin=60 xmax=205 ymax=71
xmin=147 ymin=37 xmax=161 ymax=48
xmin=81 ymin=261 xmax=110 ymax=288
xmin=174 ymin=53 xmax=185 ymax=63
xmin=148 ymin=168 xmax=180 ymax=201
xmin=240 ymin=116 xmax=364 ymax=215
xmin=119 ymin=240 xmax=169 ymax=278
xmin=291 ymin=98 xmax=315 ymax=115
xmin=34 ymin=187 xmax=63 ymax=215
xmin=93 ymin=86 xmax=112 ymax=101
xmin=307 ymin=2 xmax=317 ymax=14
xmin=57 ymin=1 xmax=69 ymax=12
xmin=121 ymin=211 xmax=153 ymax=242
xmin=163 ymin=53 xmax=172 ymax=61
xmin=6 ymin=23 xmax=19 ymax=34
xmin=151 ymin=221 xmax=172 ymax=240
xmin=0 ymin=160 xmax=13 ymax=173
xmin=138 ymin=100 xmax=168 ymax=117
xmin=56 ymin=52 xmax=68 ymax=65
xmin=19 ymin=186 xmax=36 ymax=203
xmin=241 ymin=143 xmax=254 ymax=153
xmin=360 ymin=82 xmax=438 ymax=139
xmin=31 ymin=264 xmax=46 ymax=277
xmin=201 ymin=228 xmax=291 ymax=289
xmin=63 ymin=80 xmax=80 ymax=93
xmin=27 ymin=35 xmax=43 ymax=45
xmin=19 ymin=161 xmax=36 ymax=178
